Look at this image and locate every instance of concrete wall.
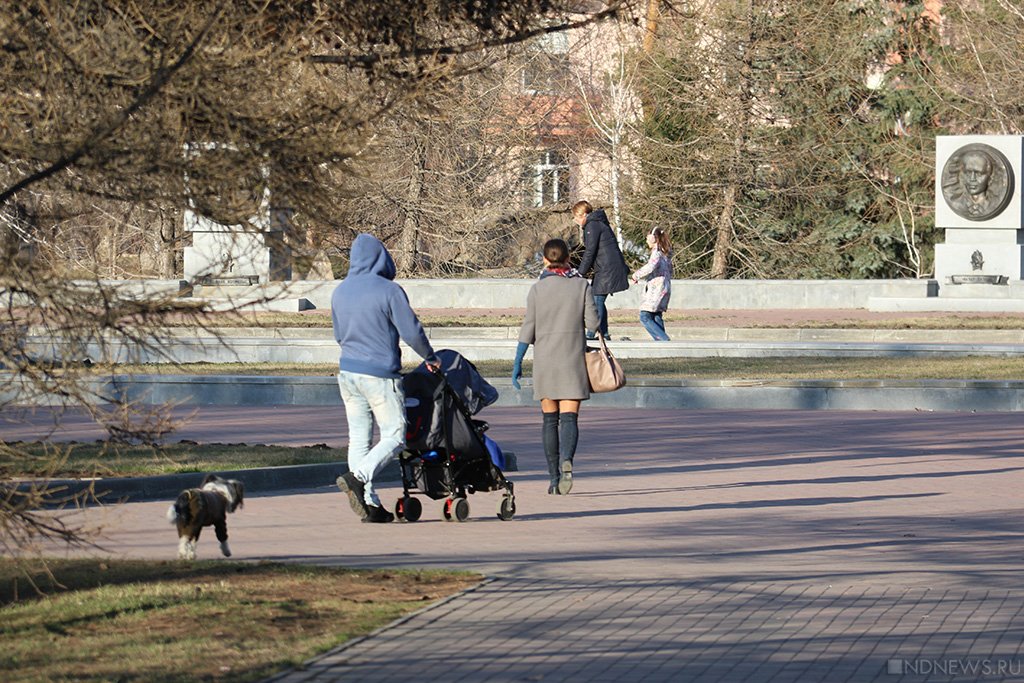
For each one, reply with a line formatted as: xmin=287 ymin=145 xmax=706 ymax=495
xmin=9 ymin=277 xmax=935 ymax=311
xmin=191 ymin=278 xmax=935 ymax=311
xmin=24 ymin=332 xmax=1024 ymax=366
xmin=10 ymin=375 xmax=1018 ymax=413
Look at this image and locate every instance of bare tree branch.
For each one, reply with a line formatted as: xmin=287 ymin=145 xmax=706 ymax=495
xmin=0 ymin=6 xmax=226 ymax=207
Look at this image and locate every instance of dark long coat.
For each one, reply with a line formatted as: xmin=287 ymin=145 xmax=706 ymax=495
xmin=576 ymin=209 xmax=630 ymax=296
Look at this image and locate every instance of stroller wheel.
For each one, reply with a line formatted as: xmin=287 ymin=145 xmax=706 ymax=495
xmin=396 ymin=496 xmax=422 ymax=523
xmin=444 ymin=497 xmax=470 ymax=522
xmin=497 ymin=495 xmax=516 ymax=521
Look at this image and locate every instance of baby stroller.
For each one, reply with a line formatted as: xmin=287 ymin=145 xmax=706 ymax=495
xmin=396 ymin=349 xmax=516 ymax=522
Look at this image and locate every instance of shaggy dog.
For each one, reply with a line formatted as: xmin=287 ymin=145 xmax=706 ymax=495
xmin=166 ymin=474 xmax=244 ymax=560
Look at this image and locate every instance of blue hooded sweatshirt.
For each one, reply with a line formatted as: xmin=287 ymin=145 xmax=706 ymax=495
xmin=331 ymin=234 xmax=436 ymax=378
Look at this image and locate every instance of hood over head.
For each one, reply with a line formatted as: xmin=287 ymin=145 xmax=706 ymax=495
xmin=347 ymin=233 xmax=396 ymax=280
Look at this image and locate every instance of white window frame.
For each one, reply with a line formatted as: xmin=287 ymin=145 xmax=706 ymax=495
xmin=528 ymin=150 xmax=569 ymax=207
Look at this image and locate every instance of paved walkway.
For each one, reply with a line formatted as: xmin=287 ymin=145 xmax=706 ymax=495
xmin=270 ymin=579 xmax=1024 ymax=683
xmin=21 ymin=406 xmax=1024 ymax=682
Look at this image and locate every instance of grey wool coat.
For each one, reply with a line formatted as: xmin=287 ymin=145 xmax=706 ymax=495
xmin=518 ymin=274 xmax=600 ymax=401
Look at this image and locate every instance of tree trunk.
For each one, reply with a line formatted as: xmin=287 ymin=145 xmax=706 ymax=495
xmin=711 ymin=3 xmax=756 ymax=279
xmin=642 ymin=0 xmax=660 ymax=56
xmin=159 ymin=210 xmax=180 ymax=279
xmin=711 ymin=185 xmax=736 ymax=278
xmin=610 ymin=128 xmax=623 ymax=249
xmin=398 ymin=139 xmax=425 ymax=274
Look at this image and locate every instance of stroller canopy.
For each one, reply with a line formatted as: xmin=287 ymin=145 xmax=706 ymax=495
xmin=410 ymin=349 xmax=498 ymax=415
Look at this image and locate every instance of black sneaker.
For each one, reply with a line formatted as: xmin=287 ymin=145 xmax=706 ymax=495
xmin=557 ymin=460 xmax=573 ymax=495
xmin=363 ymin=505 xmax=394 ymax=523
xmin=337 ymin=472 xmax=369 ymax=520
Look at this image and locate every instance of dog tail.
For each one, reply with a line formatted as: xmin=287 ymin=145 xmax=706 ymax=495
xmin=167 ymin=490 xmax=196 ymax=526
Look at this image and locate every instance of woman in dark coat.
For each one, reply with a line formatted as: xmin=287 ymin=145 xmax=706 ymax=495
xmin=512 ymin=238 xmax=600 ymax=494
xmin=573 ymin=200 xmax=630 ymax=340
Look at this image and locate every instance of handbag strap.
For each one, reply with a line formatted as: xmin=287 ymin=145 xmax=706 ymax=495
xmin=596 ymin=335 xmax=623 ymax=382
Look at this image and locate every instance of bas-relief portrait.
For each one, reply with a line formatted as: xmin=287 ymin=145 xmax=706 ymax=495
xmin=940 ymin=143 xmax=1015 ymax=222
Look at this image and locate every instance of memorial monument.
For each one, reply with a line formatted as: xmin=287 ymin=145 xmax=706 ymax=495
xmin=183 ymin=206 xmax=292 ymax=285
xmin=181 ymin=145 xmax=292 ymax=285
xmin=934 ymin=135 xmax=1023 ymax=285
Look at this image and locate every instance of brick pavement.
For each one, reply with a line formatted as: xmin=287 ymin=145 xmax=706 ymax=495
xmin=267 ymin=579 xmax=1024 ymax=683
xmin=14 ymin=406 xmax=1024 ymax=682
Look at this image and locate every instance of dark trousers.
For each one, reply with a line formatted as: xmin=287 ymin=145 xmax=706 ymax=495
xmin=590 ymin=294 xmax=609 ymax=339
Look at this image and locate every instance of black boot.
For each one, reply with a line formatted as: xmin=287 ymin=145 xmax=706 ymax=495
xmin=557 ymin=412 xmax=578 ymax=495
xmin=542 ymin=412 xmax=560 ymax=493
xmin=363 ymin=505 xmax=394 ymax=523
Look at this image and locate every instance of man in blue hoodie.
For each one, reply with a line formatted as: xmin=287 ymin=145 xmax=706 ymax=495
xmin=332 ymin=234 xmax=439 ymax=523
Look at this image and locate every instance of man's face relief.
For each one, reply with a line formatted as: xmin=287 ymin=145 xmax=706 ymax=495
xmin=963 ymin=153 xmax=993 ymax=197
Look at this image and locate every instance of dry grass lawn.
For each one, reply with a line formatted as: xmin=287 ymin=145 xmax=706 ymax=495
xmin=1 ymin=441 xmax=344 ymax=479
xmin=101 ymin=355 xmax=1024 ymax=381
xmin=0 ymin=559 xmax=480 ymax=683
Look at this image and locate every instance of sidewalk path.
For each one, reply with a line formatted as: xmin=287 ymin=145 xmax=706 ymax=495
xmin=22 ymin=406 xmax=1024 ymax=681
xmin=270 ymin=578 xmax=1024 ymax=683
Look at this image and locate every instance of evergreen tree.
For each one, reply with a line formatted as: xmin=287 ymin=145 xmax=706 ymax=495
xmin=629 ymin=0 xmax=952 ymax=279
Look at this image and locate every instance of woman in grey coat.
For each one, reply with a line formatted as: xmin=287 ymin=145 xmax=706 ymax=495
xmin=512 ymin=239 xmax=600 ymax=494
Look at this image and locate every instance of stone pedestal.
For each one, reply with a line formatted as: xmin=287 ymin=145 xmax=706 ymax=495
xmin=934 ymin=228 xmax=1024 ymax=281
xmin=934 ymin=135 xmax=1023 ymax=284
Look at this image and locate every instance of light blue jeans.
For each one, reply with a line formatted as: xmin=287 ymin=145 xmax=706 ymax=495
xmin=639 ymin=310 xmax=670 ymax=341
xmin=337 ymin=371 xmax=406 ymax=507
